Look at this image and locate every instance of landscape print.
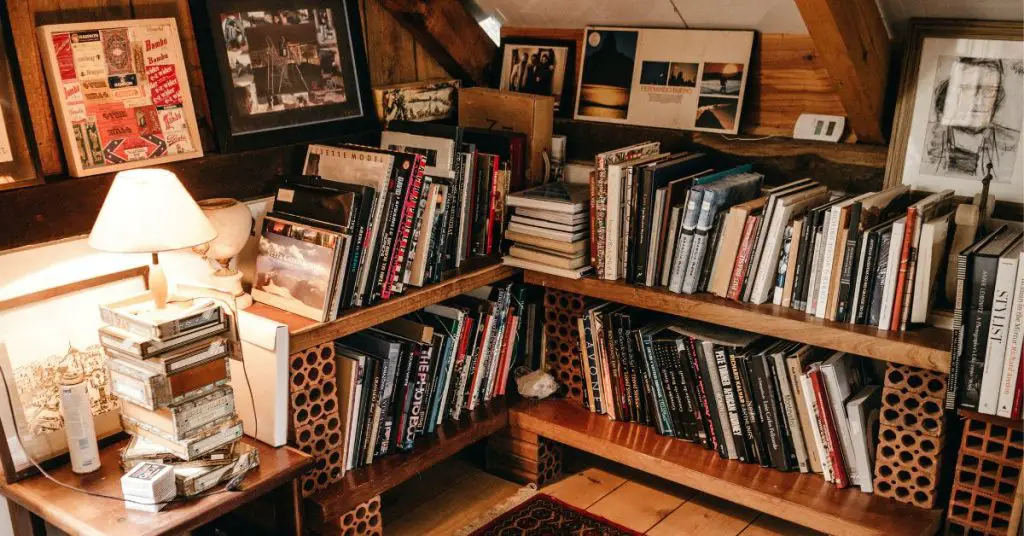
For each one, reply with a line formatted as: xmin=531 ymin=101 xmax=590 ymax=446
xmin=253 ymin=218 xmax=339 ymax=320
xmin=577 ymin=29 xmax=638 ymax=119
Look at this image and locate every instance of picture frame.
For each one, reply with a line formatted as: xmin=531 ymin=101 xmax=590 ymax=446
xmin=497 ymin=36 xmax=577 ymax=117
xmin=884 ymin=19 xmax=1024 ymax=204
xmin=373 ymin=78 xmax=461 ymax=127
xmin=36 ymin=18 xmax=205 ymax=178
xmin=0 ymin=10 xmax=41 ymax=191
xmin=573 ymin=26 xmax=754 ymax=134
xmin=190 ymin=0 xmax=378 ymax=152
xmin=0 ymin=266 xmax=149 ymax=483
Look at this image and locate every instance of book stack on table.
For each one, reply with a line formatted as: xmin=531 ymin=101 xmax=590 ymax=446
xmin=99 ymin=294 xmax=258 ymax=502
xmin=502 ymin=181 xmax=592 ymax=279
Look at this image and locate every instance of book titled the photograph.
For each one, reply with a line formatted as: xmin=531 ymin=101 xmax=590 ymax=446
xmin=253 ymin=217 xmax=342 ymax=321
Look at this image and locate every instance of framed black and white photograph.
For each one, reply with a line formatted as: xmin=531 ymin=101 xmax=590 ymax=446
xmin=498 ymin=37 xmax=576 ymax=117
xmin=885 ymin=20 xmax=1023 ymax=203
xmin=191 ymin=0 xmax=377 ymax=151
xmin=0 ymin=10 xmax=41 ymax=190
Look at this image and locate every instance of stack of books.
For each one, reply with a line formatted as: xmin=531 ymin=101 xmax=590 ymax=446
xmin=253 ymin=123 xmax=525 ymax=322
xmin=947 ymin=225 xmax=1024 ymax=419
xmin=99 ymin=294 xmax=257 ymax=498
xmin=502 ymin=181 xmax=591 ymax=278
xmin=577 ymin=303 xmax=882 ymax=492
xmin=333 ymin=283 xmax=529 ymax=471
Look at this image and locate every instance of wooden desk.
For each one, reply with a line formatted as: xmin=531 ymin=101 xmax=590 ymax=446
xmin=1 ymin=437 xmax=312 ymax=536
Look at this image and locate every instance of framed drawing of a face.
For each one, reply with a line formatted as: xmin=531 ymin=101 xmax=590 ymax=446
xmin=0 ymin=267 xmax=148 ymax=483
xmin=885 ymin=20 xmax=1024 ymax=203
xmin=191 ymin=1 xmax=377 ymax=151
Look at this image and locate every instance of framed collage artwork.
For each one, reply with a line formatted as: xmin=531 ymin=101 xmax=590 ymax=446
xmin=36 ymin=19 xmax=204 ymax=178
xmin=191 ymin=0 xmax=377 ymax=151
xmin=0 ymin=11 xmax=41 ymax=190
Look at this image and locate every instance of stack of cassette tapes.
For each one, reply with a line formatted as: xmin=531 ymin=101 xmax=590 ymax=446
xmin=99 ymin=292 xmax=259 ymax=498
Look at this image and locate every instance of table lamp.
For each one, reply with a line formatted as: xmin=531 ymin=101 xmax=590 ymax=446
xmin=89 ymin=168 xmax=217 ymax=308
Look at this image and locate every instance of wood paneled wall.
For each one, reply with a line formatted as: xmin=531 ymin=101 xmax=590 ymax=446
xmin=359 ymin=0 xmax=450 ymax=86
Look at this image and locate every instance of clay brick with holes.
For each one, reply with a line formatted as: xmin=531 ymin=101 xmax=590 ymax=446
xmin=543 ymin=288 xmax=585 ymax=403
xmin=290 ymin=380 xmax=340 ymax=433
xmin=874 ymin=423 xmax=946 ymax=508
xmin=325 ymin=495 xmax=382 ymax=536
xmin=945 ymin=414 xmax=1023 ymax=535
xmin=960 ymin=417 xmax=1024 ymax=468
xmin=293 ymin=411 xmax=343 ymax=457
xmin=883 ymin=363 xmax=947 ymax=397
xmin=946 ymin=485 xmax=1017 ymax=535
xmin=289 ymin=342 xmax=336 ymax=393
xmin=880 ymin=387 xmax=946 ymax=437
xmin=486 ymin=428 xmax=563 ymax=486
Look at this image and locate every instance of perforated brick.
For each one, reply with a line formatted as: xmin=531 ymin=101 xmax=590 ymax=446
xmin=293 ymin=411 xmax=342 ymax=458
xmin=874 ymin=424 xmax=945 ymax=508
xmin=543 ymin=289 xmax=585 ymax=403
xmin=946 ymin=414 xmax=1023 ymax=535
xmin=331 ymin=495 xmax=382 ymax=536
xmin=289 ymin=342 xmax=336 ymax=393
xmin=880 ymin=387 xmax=946 ymax=437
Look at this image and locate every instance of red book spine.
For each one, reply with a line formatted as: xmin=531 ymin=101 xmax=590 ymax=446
xmin=494 ymin=314 xmax=519 ymax=396
xmin=727 ymin=215 xmax=760 ymax=301
xmin=382 ymin=155 xmax=425 ymax=300
xmin=1013 ymin=348 xmax=1023 ymax=419
xmin=890 ymin=207 xmax=917 ymax=331
xmin=809 ymin=368 xmax=849 ymax=488
xmin=486 ymin=155 xmax=500 ymax=255
xmin=465 ymin=314 xmax=492 ymax=410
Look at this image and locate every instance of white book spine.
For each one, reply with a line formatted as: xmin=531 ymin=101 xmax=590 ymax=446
xmin=773 ymin=353 xmax=809 ymax=472
xmin=815 ymin=208 xmax=843 ymax=319
xmin=669 ymin=191 xmax=700 ymax=293
xmin=702 ymin=342 xmax=737 ymax=459
xmin=645 ymin=190 xmax=666 ymax=287
xmin=605 ymin=166 xmax=623 ymax=280
xmin=980 ymin=254 xmax=1021 ymax=414
xmin=750 ymin=207 xmax=789 ymax=304
xmin=878 ymin=220 xmax=907 ymax=331
xmin=801 ymin=374 xmax=833 ymax=483
xmin=620 ymin=169 xmax=635 ymax=279
xmin=807 ymin=229 xmax=826 ymax=315
xmin=997 ymin=253 xmax=1024 ymax=417
xmin=846 ymin=398 xmax=874 ymax=493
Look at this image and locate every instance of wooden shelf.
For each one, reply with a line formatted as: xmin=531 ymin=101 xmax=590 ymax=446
xmin=524 ymin=270 xmax=951 ymax=372
xmin=511 ymin=399 xmax=943 ymax=536
xmin=304 ymin=398 xmax=510 ymax=528
xmin=249 ymin=261 xmax=519 ymax=353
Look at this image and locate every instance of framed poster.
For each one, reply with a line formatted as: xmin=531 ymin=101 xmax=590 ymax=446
xmin=884 ymin=20 xmax=1023 ymax=204
xmin=191 ymin=1 xmax=377 ymax=151
xmin=373 ymin=78 xmax=460 ymax=126
xmin=497 ymin=37 xmax=576 ymax=117
xmin=0 ymin=267 xmax=148 ymax=483
xmin=0 ymin=11 xmax=41 ymax=190
xmin=36 ymin=19 xmax=204 ymax=178
xmin=573 ymin=26 xmax=754 ymax=134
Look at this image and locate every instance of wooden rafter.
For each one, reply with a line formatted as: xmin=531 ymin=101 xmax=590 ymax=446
xmin=794 ymin=0 xmax=890 ymax=144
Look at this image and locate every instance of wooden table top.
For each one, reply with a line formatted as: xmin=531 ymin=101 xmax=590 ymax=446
xmin=0 ymin=437 xmax=312 ymax=536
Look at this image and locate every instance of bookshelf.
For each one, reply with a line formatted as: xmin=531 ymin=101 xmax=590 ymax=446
xmin=523 ymin=270 xmax=951 ymax=373
xmin=304 ymin=398 xmax=510 ymax=529
xmin=512 ymin=399 xmax=944 ymax=536
xmin=248 ymin=261 xmax=519 ymax=353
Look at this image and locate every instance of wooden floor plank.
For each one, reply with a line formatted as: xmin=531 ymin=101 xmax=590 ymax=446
xmin=647 ymin=494 xmax=759 ymax=536
xmin=586 ymin=479 xmax=692 ymax=533
xmin=382 ymin=457 xmax=477 ymax=523
xmin=739 ymin=514 xmax=824 ymax=535
xmin=385 ymin=468 xmax=522 ymax=536
xmin=542 ymin=466 xmax=629 ymax=510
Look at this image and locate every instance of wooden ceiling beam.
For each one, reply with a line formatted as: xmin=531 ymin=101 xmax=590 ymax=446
xmin=793 ymin=0 xmax=890 ymax=144
xmin=378 ymin=0 xmax=496 ymax=86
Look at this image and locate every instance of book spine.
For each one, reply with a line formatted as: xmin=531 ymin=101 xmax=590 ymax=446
xmin=579 ymin=317 xmax=595 ymax=411
xmin=364 ymin=360 xmax=385 ymax=464
xmin=854 ymin=232 xmax=880 ymax=324
xmin=835 ymin=235 xmax=861 ymax=321
xmin=640 ymin=334 xmax=675 ymax=436
xmin=960 ymin=255 xmax=1000 ymax=410
xmin=658 ymin=341 xmax=688 ymax=439
xmin=607 ymin=315 xmax=630 ymax=421
xmin=702 ymin=343 xmax=736 ymax=459
xmin=774 ymin=353 xmax=809 ymax=472
xmin=594 ymin=157 xmax=607 ymax=278
xmin=750 ymin=355 xmax=786 ymax=470
xmin=605 ymin=166 xmax=622 ymax=281
xmin=698 ymin=213 xmax=727 ymax=293
xmin=1013 ymin=364 xmax=1024 ymax=419
xmin=981 ymin=257 xmax=1018 ymax=414
xmin=946 ymin=249 xmax=970 ymax=410
xmin=809 ymin=368 xmax=848 ymax=487
xmin=690 ymin=339 xmax=722 ymax=454
xmin=371 ymin=163 xmax=408 ymax=303
xmin=998 ymin=258 xmax=1024 ymax=417
xmin=814 ymin=209 xmax=841 ymax=318
xmin=791 ymin=213 xmax=814 ymax=310
xmin=890 ymin=208 xmax=917 ymax=331
xmin=687 ymin=337 xmax=715 ymax=450
xmin=486 ymin=158 xmax=501 ymax=255
xmin=632 ymin=175 xmax=655 ymax=285
xmin=801 ymin=373 xmax=832 ymax=482
xmin=716 ymin=347 xmax=749 ymax=462
xmin=676 ymin=339 xmax=704 ymax=443
xmin=384 ymin=157 xmax=425 ymax=299
xmin=741 ymin=209 xmax=770 ymax=303
xmin=806 ymin=226 xmax=826 ymax=315
xmin=729 ymin=353 xmax=760 ymax=463
xmin=401 ymin=177 xmax=432 ymax=288
xmin=774 ymin=224 xmax=794 ymax=305
xmin=403 ymin=347 xmax=431 ymax=448
xmin=727 ymin=215 xmax=760 ymax=300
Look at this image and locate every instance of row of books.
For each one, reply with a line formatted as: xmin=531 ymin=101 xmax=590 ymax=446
xmin=947 ymin=225 xmax=1024 ymax=419
xmin=252 ymin=121 xmax=526 ymax=322
xmin=332 ymin=283 xmax=528 ymax=472
xmin=587 ymin=141 xmax=957 ymax=331
xmin=502 ymin=181 xmax=592 ymax=278
xmin=577 ymin=303 xmax=883 ymax=492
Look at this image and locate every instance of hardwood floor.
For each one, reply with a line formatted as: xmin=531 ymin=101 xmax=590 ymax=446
xmin=383 ymin=453 xmax=823 ymax=535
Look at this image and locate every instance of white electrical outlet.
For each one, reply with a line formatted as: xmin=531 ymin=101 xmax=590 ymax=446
xmin=793 ymin=114 xmax=846 ymax=142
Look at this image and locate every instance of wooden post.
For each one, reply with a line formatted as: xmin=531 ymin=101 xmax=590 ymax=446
xmin=377 ymin=0 xmax=496 ymax=86
xmin=793 ymin=0 xmax=890 ymax=144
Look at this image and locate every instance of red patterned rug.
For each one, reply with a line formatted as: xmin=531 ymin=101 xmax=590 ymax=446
xmin=469 ymin=493 xmax=643 ymax=535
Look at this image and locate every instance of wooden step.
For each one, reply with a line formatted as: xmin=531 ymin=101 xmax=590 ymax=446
xmin=510 ymin=399 xmax=944 ymax=536
xmin=523 ymin=270 xmax=950 ymax=372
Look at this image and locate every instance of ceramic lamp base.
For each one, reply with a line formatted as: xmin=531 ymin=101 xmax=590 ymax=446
xmin=210 ymin=270 xmax=252 ymax=309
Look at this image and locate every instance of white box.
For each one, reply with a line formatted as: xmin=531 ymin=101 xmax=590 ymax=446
xmin=233 ymin=311 xmax=289 ymax=446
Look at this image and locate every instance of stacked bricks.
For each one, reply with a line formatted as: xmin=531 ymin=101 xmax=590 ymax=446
xmin=486 ymin=428 xmax=563 ymax=487
xmin=945 ymin=413 xmax=1023 ymax=535
xmin=316 ymin=495 xmax=383 ymax=536
xmin=873 ymin=363 xmax=950 ymax=509
xmin=542 ymin=288 xmax=586 ymax=403
xmin=289 ymin=341 xmax=344 ymax=497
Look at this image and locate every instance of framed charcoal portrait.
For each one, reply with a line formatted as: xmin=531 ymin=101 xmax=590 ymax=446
xmin=191 ymin=0 xmax=376 ymax=152
xmin=0 ymin=11 xmax=41 ymax=190
xmin=885 ymin=20 xmax=1023 ymax=203
xmin=497 ymin=37 xmax=576 ymax=117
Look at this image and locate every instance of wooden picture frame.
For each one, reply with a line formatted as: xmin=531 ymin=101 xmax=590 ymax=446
xmin=0 ymin=10 xmax=42 ymax=191
xmin=190 ymin=0 xmax=378 ymax=152
xmin=884 ymin=19 xmax=1024 ymax=204
xmin=0 ymin=266 xmax=149 ymax=483
xmin=496 ymin=36 xmax=577 ymax=118
xmin=373 ymin=78 xmax=461 ymax=127
xmin=36 ymin=19 xmax=204 ymax=178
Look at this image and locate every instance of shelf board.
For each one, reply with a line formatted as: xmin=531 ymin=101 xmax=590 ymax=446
xmin=249 ymin=261 xmax=519 ymax=353
xmin=304 ymin=398 xmax=510 ymax=528
xmin=511 ymin=399 xmax=943 ymax=536
xmin=524 ymin=271 xmax=950 ymax=372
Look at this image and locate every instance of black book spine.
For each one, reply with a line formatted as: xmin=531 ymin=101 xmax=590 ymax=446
xmin=607 ymin=314 xmax=630 ymax=421
xmin=631 ymin=169 xmax=655 ymax=284
xmin=620 ymin=317 xmax=644 ymax=424
xmin=393 ymin=345 xmax=415 ymax=449
xmin=960 ymin=254 xmax=1001 ymax=409
xmin=343 ymin=191 xmax=374 ymax=308
xmin=750 ymin=354 xmax=787 ymax=470
xmin=946 ymin=247 xmax=971 ymax=410
xmin=614 ymin=315 xmax=637 ymax=422
xmin=658 ymin=341 xmax=689 ymax=439
xmin=634 ymin=334 xmax=655 ymax=428
xmin=445 ymin=319 xmax=471 ymax=421
xmin=470 ymin=158 xmax=492 ymax=256
xmin=869 ymin=231 xmax=893 ymax=326
xmin=625 ymin=170 xmax=643 ymax=285
xmin=639 ymin=334 xmax=673 ymax=435
xmin=374 ymin=349 xmax=399 ymax=457
xmin=854 ymin=231 xmax=881 ymax=324
xmin=357 ymin=357 xmax=380 ymax=465
xmin=389 ymin=159 xmax=427 ymax=297
xmin=419 ymin=339 xmax=443 ymax=434
xmin=698 ymin=213 xmax=728 ymax=293
xmin=444 ymin=155 xmax=465 ymax=271
xmin=764 ymin=354 xmax=796 ymax=471
xmin=716 ymin=347 xmax=750 ymax=463
xmin=729 ymin=352 xmax=759 ymax=465
xmin=835 ymin=203 xmax=863 ymax=322
xmin=687 ymin=337 xmax=717 ymax=451
xmin=797 ymin=211 xmax=825 ymax=308
xmin=696 ymin=342 xmax=729 ymax=458
xmin=734 ymin=354 xmax=767 ymax=465
xmin=369 ymin=158 xmax=410 ymax=303
xmin=791 ymin=212 xmax=815 ymax=310
xmin=404 ymin=345 xmax=432 ymax=445
xmin=675 ymin=339 xmax=704 ymax=442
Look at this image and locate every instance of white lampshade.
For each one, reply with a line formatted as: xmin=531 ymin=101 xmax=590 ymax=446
xmin=89 ymin=168 xmax=218 ymax=253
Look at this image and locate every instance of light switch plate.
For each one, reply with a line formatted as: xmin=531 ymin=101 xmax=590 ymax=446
xmin=793 ymin=114 xmax=846 ymax=142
